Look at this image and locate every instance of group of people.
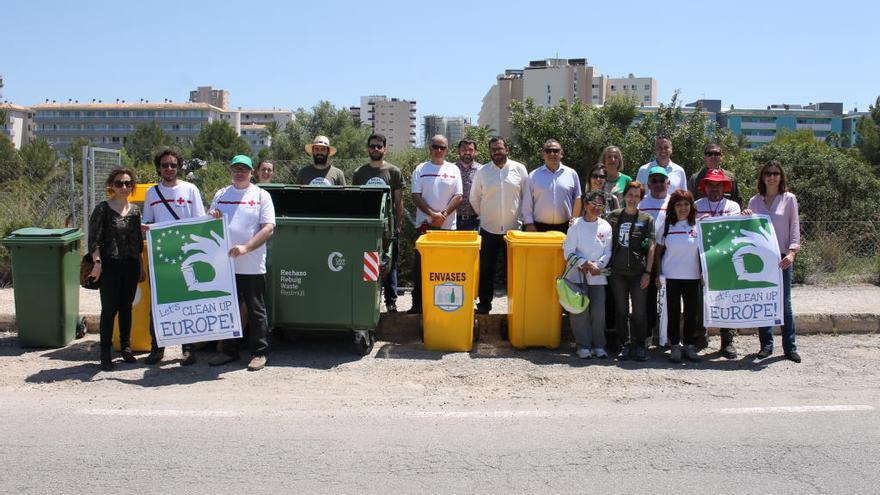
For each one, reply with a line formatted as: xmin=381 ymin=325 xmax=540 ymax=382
xmin=86 ymin=132 xmax=802 ymax=372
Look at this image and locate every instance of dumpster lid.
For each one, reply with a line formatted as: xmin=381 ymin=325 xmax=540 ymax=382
xmin=3 ymin=228 xmax=84 ymax=246
xmin=504 ymin=230 xmax=566 ymax=246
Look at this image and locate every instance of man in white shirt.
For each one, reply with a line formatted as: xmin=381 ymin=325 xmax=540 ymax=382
xmin=522 ymin=139 xmax=582 ymax=233
xmin=635 ymin=136 xmax=687 ymax=194
xmin=470 ymin=136 xmax=529 ymax=314
xmin=638 ymin=166 xmax=671 ymax=346
xmin=407 ymin=135 xmax=463 ymax=314
xmin=207 ymin=155 xmax=276 ymax=371
xmin=143 ymin=149 xmax=206 ymax=366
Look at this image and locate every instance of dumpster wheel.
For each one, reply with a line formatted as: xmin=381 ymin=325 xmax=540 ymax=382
xmin=353 ymin=330 xmax=375 ymax=356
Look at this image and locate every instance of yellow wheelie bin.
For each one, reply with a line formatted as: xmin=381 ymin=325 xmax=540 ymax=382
xmin=504 ymin=230 xmax=566 ymax=349
xmin=415 ymin=231 xmax=481 ymax=352
xmin=112 ymin=183 xmax=155 ymax=351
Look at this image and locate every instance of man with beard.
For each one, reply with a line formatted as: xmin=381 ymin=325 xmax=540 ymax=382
xmin=470 ymin=136 xmax=529 ymax=314
xmin=454 ymin=139 xmax=481 ymax=231
xmin=353 ymin=133 xmax=406 ymax=313
xmin=297 ymin=135 xmax=346 ymax=186
xmin=688 ymin=143 xmax=742 ymax=205
xmin=142 ymin=148 xmax=206 ymax=366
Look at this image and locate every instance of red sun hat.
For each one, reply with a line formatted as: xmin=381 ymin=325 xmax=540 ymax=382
xmin=699 ymin=169 xmax=732 ymax=194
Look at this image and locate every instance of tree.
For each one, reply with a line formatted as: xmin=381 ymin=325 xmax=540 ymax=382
xmin=124 ymin=121 xmax=173 ymax=164
xmin=192 ymin=120 xmax=251 ymax=162
xmin=264 ymin=101 xmax=370 ymax=161
xmin=18 ymin=138 xmax=58 ymax=180
xmin=856 ymin=96 xmax=880 ymax=168
xmin=0 ymin=134 xmax=24 ymax=181
xmin=62 ymin=137 xmax=92 ymax=166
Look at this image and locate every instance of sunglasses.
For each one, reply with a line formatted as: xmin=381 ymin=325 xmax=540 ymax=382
xmin=543 ymin=148 xmax=561 ymax=154
xmin=764 ymin=171 xmax=781 ymax=177
xmin=368 ymin=144 xmax=384 ymax=150
xmin=649 ymin=178 xmax=667 ymax=184
xmin=159 ymin=162 xmax=179 ymax=169
xmin=113 ymin=180 xmax=133 ymax=188
xmin=588 ymin=201 xmax=605 ymax=209
xmin=431 ymin=144 xmax=447 ymax=150
xmin=704 ymin=151 xmax=722 ymax=157
xmin=591 ymin=174 xmax=607 ymax=179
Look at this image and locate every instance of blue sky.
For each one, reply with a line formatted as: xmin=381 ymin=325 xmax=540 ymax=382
xmin=3 ymin=0 xmax=878 ymax=122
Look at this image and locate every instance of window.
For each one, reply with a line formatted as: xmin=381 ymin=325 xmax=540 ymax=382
xmin=610 ymin=85 xmax=616 ymax=90
xmin=644 ymin=84 xmax=650 ymax=90
xmin=643 ymin=96 xmax=650 ymax=102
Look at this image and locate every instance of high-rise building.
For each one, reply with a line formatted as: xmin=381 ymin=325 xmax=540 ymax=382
xmin=424 ymin=115 xmax=471 ymax=146
xmin=718 ymin=104 xmax=843 ymax=149
xmin=189 ymin=86 xmax=230 ymax=110
xmin=220 ymin=108 xmax=294 ymax=155
xmin=1 ymin=102 xmax=34 ymax=149
xmin=350 ymin=95 xmax=416 ymax=151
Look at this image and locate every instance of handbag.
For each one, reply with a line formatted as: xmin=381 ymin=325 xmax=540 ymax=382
xmin=556 ymin=254 xmax=590 ymax=314
xmin=80 ymin=254 xmax=100 ymax=290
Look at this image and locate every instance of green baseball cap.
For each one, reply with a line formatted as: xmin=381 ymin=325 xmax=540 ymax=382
xmin=648 ymin=166 xmax=669 ymax=178
xmin=230 ymin=155 xmax=253 ymax=169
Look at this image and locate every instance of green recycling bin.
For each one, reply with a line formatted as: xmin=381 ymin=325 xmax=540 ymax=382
xmin=264 ymin=185 xmax=392 ymax=355
xmin=1 ymin=228 xmax=84 ymax=347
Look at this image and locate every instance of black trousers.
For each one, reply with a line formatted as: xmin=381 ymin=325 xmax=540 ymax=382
xmin=478 ymin=229 xmax=506 ymax=312
xmin=609 ymin=272 xmax=647 ymax=347
xmin=225 ymin=274 xmax=269 ymax=357
xmin=534 ymin=222 xmax=569 ymax=234
xmin=665 ymin=278 xmax=701 ymax=346
xmin=646 ymin=283 xmax=658 ymax=338
xmin=98 ymin=258 xmax=140 ymax=352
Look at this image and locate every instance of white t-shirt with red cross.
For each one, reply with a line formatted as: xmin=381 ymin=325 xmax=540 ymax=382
xmin=210 ymin=184 xmax=276 ymax=275
xmin=695 ymin=197 xmax=741 ymax=218
xmin=143 ymin=181 xmax=206 ymax=223
xmin=411 ymin=160 xmax=463 ymax=230
xmin=658 ymin=220 xmax=701 ymax=280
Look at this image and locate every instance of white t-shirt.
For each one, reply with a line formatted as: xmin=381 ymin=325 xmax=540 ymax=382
xmin=695 ymin=197 xmax=741 ymax=218
xmin=638 ymin=194 xmax=669 ymax=238
xmin=210 ymin=184 xmax=276 ymax=275
xmin=562 ymin=217 xmax=613 ymax=285
xmin=658 ymin=220 xmax=701 ymax=280
xmin=142 ymin=181 xmax=206 ymax=223
xmin=411 ymin=160 xmax=463 ymax=230
xmin=636 ymin=160 xmax=687 ymax=194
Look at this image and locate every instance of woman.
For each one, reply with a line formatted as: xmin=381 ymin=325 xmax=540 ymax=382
xmin=87 ymin=168 xmax=144 ymax=371
xmin=563 ymin=191 xmax=613 ymax=359
xmin=655 ymin=190 xmax=701 ymax=363
xmin=742 ymin=160 xmax=801 ymax=363
xmin=585 ymin=164 xmax=620 ymax=215
xmin=597 ymin=145 xmax=632 ymax=199
xmin=606 ymin=182 xmax=656 ymax=362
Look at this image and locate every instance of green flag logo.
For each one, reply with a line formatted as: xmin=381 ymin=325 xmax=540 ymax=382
xmin=702 ymin=218 xmax=778 ymax=291
xmin=151 ymin=219 xmax=232 ymax=304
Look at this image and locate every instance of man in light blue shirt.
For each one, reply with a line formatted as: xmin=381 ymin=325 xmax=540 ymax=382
xmin=522 ymin=139 xmax=582 ymax=233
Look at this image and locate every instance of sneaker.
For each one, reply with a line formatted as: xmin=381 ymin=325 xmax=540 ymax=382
xmin=721 ymin=342 xmax=738 ymax=359
xmin=634 ymin=346 xmax=648 ymax=362
xmin=576 ymin=347 xmax=592 ymax=359
xmin=685 ymin=345 xmax=702 ymax=362
xmin=386 ymin=303 xmax=397 ymax=313
xmin=757 ymin=347 xmax=773 ymax=359
xmin=144 ymin=349 xmax=164 ymax=365
xmin=785 ymin=351 xmax=801 ymax=363
xmin=247 ymin=355 xmax=267 ymax=371
xmin=120 ymin=347 xmax=137 ymax=363
xmin=593 ymin=348 xmax=608 ymax=359
xmin=617 ymin=344 xmax=632 ymax=361
xmin=669 ymin=344 xmax=683 ymax=363
xmin=208 ymin=352 xmax=239 ymax=367
xmin=180 ymin=350 xmax=197 ymax=367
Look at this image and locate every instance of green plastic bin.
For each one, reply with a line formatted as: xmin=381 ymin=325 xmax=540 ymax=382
xmin=1 ymin=228 xmax=84 ymax=347
xmin=264 ymin=185 xmax=392 ymax=355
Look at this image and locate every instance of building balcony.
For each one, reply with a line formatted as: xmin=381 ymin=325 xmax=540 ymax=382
xmin=740 ymin=122 xmax=777 ymax=130
xmin=796 ymin=123 xmax=832 ymax=131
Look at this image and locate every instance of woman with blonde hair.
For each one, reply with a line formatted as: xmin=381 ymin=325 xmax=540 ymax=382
xmin=597 ymin=145 xmax=631 ymax=199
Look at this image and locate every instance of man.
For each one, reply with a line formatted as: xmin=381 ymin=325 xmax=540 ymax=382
xmin=454 ymin=139 xmax=481 ymax=231
xmin=297 ymin=135 xmax=346 ymax=186
xmin=207 ymin=155 xmax=276 ymax=371
xmin=638 ymin=166 xmax=671 ymax=346
xmin=408 ymin=134 xmax=463 ymax=314
xmin=143 ymin=148 xmax=206 ymax=366
xmin=353 ymin=133 xmax=406 ymax=313
xmin=522 ymin=139 xmax=582 ymax=233
xmin=688 ymin=143 xmax=743 ymax=206
xmin=256 ymin=160 xmax=275 ymax=184
xmin=635 ymin=136 xmax=687 ymax=194
xmin=470 ymin=136 xmax=529 ymax=314
xmin=694 ymin=168 xmax=741 ymax=358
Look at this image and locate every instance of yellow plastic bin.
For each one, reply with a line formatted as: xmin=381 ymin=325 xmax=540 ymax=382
xmin=415 ymin=231 xmax=481 ymax=352
xmin=504 ymin=230 xmax=566 ymax=349
xmin=112 ymin=183 xmax=155 ymax=351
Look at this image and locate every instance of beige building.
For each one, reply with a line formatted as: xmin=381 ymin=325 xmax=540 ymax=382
xmin=220 ymin=108 xmax=294 ymax=154
xmin=189 ymin=86 xmax=230 ymax=110
xmin=478 ymin=70 xmax=523 ymax=139
xmin=1 ymin=102 xmax=34 ymax=149
xmin=607 ymin=74 xmax=657 ymax=106
xmin=350 ymin=95 xmax=416 ymax=151
xmin=424 ymin=115 xmax=471 ymax=147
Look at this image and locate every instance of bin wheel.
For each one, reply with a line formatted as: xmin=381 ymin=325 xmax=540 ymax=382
xmin=75 ymin=317 xmax=87 ymax=339
xmin=473 ymin=317 xmax=479 ymax=343
xmin=354 ymin=331 xmax=374 ymax=356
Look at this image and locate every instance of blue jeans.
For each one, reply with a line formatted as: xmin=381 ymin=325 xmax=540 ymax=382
xmin=758 ymin=264 xmax=796 ymax=354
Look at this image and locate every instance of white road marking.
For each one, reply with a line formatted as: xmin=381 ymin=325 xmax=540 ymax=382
xmin=411 ymin=410 xmax=559 ymax=418
xmin=78 ymin=409 xmax=240 ymax=418
xmin=715 ymin=405 xmax=875 ymax=415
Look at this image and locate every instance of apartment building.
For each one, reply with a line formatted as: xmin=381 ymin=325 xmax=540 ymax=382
xmin=424 ymin=115 xmax=471 ymax=146
xmin=718 ymin=104 xmax=843 ymax=149
xmin=350 ymin=95 xmax=416 ymax=151
xmin=1 ymin=102 xmax=34 ymax=149
xmin=189 ymin=86 xmax=230 ymax=110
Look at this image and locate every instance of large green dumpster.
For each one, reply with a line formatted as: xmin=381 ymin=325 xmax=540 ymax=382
xmin=264 ymin=185 xmax=392 ymax=355
xmin=1 ymin=228 xmax=84 ymax=347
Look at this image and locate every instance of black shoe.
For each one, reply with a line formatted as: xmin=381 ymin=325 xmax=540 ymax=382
xmin=144 ymin=349 xmax=164 ymax=365
xmin=406 ymin=306 xmax=422 ymax=315
xmin=120 ymin=347 xmax=137 ymax=363
xmin=756 ymin=347 xmax=772 ymax=359
xmin=617 ymin=344 xmax=632 ymax=361
xmin=386 ymin=303 xmax=398 ymax=313
xmin=181 ymin=350 xmax=197 ymax=366
xmin=785 ymin=351 xmax=801 ymax=363
xmin=209 ymin=352 xmax=239 ymax=367
xmin=634 ymin=346 xmax=648 ymax=362
xmin=99 ymin=359 xmax=114 ymax=372
xmin=721 ymin=342 xmax=738 ymax=359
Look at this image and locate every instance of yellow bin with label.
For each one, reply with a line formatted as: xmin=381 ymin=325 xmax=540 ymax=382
xmin=416 ymin=231 xmax=481 ymax=352
xmin=112 ymin=183 xmax=156 ymax=351
xmin=505 ymin=230 xmax=566 ymax=349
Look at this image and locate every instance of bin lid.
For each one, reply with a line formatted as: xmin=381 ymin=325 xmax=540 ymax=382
xmin=268 ymin=185 xmax=390 ymax=219
xmin=128 ymin=182 xmax=156 ymax=204
xmin=416 ymin=230 xmax=481 ymax=250
xmin=2 ymin=227 xmax=84 ymax=246
xmin=504 ymin=230 xmax=566 ymax=246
